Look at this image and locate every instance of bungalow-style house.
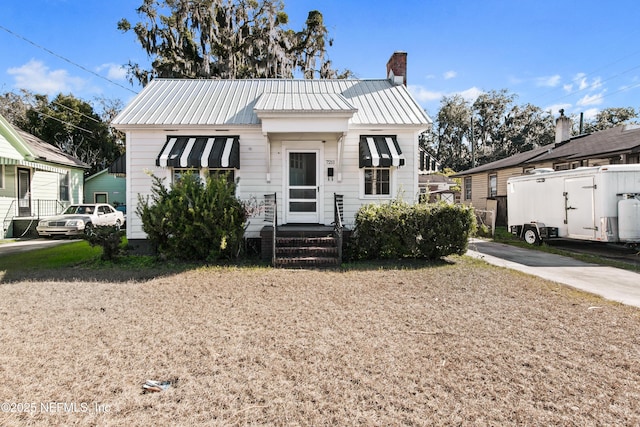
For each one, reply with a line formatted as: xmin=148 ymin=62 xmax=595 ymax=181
xmin=0 ymin=113 xmax=88 ymax=238
xmin=455 ymin=111 xmax=640 ymax=226
xmin=112 ymin=52 xmax=432 ymax=257
xmin=84 ymin=154 xmax=126 ymax=210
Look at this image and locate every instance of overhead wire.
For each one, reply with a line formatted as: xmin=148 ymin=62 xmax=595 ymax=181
xmin=0 ymin=24 xmax=138 ymax=95
xmin=0 ymin=24 xmax=136 ymax=132
xmin=530 ymin=48 xmax=640 ymax=108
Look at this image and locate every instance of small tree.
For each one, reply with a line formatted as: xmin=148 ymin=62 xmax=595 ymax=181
xmin=83 ymin=225 xmax=125 ymax=261
xmin=136 ymin=172 xmax=247 ymax=262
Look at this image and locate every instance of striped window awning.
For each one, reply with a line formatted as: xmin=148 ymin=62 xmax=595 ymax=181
xmin=156 ymin=136 xmax=240 ymax=169
xmin=359 ymin=136 xmax=405 ymax=168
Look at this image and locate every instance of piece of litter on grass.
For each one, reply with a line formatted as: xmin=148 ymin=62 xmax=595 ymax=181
xmin=588 ymin=306 xmax=602 ymax=310
xmin=143 ymin=379 xmax=171 ymax=393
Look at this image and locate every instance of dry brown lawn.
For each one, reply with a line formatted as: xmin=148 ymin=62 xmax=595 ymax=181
xmin=1 ymin=256 xmax=640 ymax=426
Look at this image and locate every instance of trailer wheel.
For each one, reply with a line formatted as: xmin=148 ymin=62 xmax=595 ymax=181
xmin=523 ymin=227 xmax=541 ymax=245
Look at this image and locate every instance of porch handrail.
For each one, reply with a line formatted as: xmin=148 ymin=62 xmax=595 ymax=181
xmin=2 ymin=200 xmax=16 ymax=236
xmin=264 ymin=193 xmax=277 ymax=266
xmin=333 ymin=193 xmax=344 ymax=262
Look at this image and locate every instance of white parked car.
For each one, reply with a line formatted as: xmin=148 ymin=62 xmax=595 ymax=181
xmin=36 ymin=203 xmax=125 ymax=237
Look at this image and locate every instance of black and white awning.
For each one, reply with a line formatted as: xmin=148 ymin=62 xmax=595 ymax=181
xmin=359 ymin=136 xmax=405 ymax=168
xmin=156 ymin=136 xmax=240 ymax=169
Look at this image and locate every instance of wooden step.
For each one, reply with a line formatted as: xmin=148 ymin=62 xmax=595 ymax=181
xmin=276 ymin=236 xmax=336 ymax=247
xmin=274 ymin=256 xmax=341 ymax=268
xmin=276 ymin=246 xmax=338 ymax=257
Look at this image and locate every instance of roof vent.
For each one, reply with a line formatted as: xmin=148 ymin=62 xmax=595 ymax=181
xmin=528 ymin=168 xmax=555 ymax=174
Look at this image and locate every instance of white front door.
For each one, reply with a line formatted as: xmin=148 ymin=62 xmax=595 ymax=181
xmin=286 ymin=149 xmax=320 ymax=223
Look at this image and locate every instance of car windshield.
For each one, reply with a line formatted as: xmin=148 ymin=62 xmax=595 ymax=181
xmin=63 ymin=205 xmax=94 ymax=215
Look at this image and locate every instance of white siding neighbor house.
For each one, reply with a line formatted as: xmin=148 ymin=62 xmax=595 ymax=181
xmin=112 ymin=52 xmax=431 ymax=251
xmin=0 ymin=113 xmax=88 ymax=239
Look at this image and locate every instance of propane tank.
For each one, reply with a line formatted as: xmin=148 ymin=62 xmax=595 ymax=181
xmin=618 ymin=194 xmax=640 ymax=242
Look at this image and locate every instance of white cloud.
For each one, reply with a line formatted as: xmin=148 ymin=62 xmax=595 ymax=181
xmin=573 ymin=73 xmax=602 ymax=92
xmin=408 ymin=85 xmax=444 ymax=103
xmin=7 ymin=59 xmax=86 ymax=95
xmin=563 ymin=83 xmax=573 ymax=93
xmin=577 ymin=92 xmax=604 ymax=106
xmin=536 ymin=75 xmax=561 ymax=87
xmin=409 ymin=85 xmax=485 ymax=106
xmin=443 ymin=70 xmax=457 ymax=80
xmin=580 ymin=108 xmax=600 ymax=121
xmin=97 ymin=63 xmax=128 ymax=80
xmin=457 ymin=86 xmax=484 ymax=103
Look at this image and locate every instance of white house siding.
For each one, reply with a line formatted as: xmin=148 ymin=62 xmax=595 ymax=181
xmin=30 ymin=171 xmax=58 ymax=200
xmin=0 ymin=197 xmax=12 ymax=238
xmin=70 ymin=169 xmax=84 ymax=204
xmin=126 ymin=126 xmax=421 ymax=240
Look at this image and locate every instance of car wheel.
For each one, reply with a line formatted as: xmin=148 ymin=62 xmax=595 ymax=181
xmin=115 ymin=219 xmax=122 ymax=229
xmin=84 ymin=222 xmax=95 ymax=237
xmin=523 ymin=227 xmax=541 ymax=245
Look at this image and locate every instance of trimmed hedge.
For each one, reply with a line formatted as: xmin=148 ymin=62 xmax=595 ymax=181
xmin=348 ymin=200 xmax=477 ymax=260
xmin=136 ymin=172 xmax=247 ymax=262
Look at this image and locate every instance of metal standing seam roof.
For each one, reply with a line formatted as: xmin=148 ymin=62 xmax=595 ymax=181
xmin=112 ymin=79 xmax=431 ymax=127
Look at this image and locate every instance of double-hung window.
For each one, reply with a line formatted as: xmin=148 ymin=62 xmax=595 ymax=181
xmin=364 ymin=168 xmax=390 ymax=196
xmin=488 ymin=174 xmax=497 ymax=198
xmin=59 ymin=172 xmax=69 ymax=201
xmin=464 ymin=176 xmax=472 ymax=200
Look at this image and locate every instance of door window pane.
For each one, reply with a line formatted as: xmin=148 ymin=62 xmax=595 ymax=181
xmin=289 ymin=153 xmax=316 ymax=186
xmin=290 ymin=202 xmax=317 ymax=212
xmin=289 ymin=189 xmax=316 ymax=199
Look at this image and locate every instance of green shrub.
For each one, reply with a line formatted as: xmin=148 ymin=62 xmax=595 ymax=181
xmin=348 ymin=200 xmax=476 ymax=260
xmin=83 ymin=225 xmax=125 ymax=261
xmin=136 ymin=172 xmax=247 ymax=262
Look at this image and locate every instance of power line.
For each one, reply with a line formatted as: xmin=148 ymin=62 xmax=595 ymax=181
xmin=36 ymin=111 xmax=94 ymax=135
xmin=545 ymin=63 xmax=640 ymax=106
xmin=0 ymin=24 xmax=138 ymax=95
xmin=531 ymin=49 xmax=640 ymax=108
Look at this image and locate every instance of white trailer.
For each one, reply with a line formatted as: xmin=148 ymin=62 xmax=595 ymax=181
xmin=507 ymin=164 xmax=640 ymax=245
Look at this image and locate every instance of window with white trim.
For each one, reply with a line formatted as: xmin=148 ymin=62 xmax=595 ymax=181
xmin=59 ymin=172 xmax=69 ymax=201
xmin=364 ymin=168 xmax=390 ymax=196
xmin=488 ymin=174 xmax=497 ymax=198
xmin=172 ymin=168 xmax=198 ymax=183
xmin=208 ymin=169 xmax=235 ymax=184
xmin=94 ymin=192 xmax=108 ymax=203
xmin=464 ymin=177 xmax=472 ymax=200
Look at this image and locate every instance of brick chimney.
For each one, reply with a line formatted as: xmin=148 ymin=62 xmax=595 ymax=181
xmin=387 ymin=51 xmax=407 ymax=86
xmin=555 ymin=109 xmax=572 ymax=143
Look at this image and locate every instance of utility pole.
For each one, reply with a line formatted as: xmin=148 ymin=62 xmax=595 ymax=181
xmin=470 ymin=117 xmax=476 ymax=168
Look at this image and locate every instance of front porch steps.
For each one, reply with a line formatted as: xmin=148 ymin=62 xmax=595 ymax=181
xmin=274 ymin=235 xmax=340 ymax=268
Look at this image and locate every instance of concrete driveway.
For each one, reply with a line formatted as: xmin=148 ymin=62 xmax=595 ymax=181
xmin=466 ymin=238 xmax=640 ymax=309
xmin=0 ymin=238 xmax=79 ymax=257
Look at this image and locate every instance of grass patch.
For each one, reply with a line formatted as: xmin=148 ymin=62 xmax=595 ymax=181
xmin=0 ymin=241 xmax=101 ymax=270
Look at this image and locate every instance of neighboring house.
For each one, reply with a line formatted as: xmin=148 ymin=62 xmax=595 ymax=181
xmin=84 ymin=154 xmax=126 ymax=208
xmin=455 ymin=111 xmax=640 ymax=226
xmin=0 ymin=113 xmax=88 ymax=238
xmin=418 ymin=173 xmax=459 ymax=204
xmin=112 ymin=52 xmax=432 ymax=250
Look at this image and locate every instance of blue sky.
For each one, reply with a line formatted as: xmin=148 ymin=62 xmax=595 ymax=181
xmin=2 ymin=0 xmax=640 ymax=120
